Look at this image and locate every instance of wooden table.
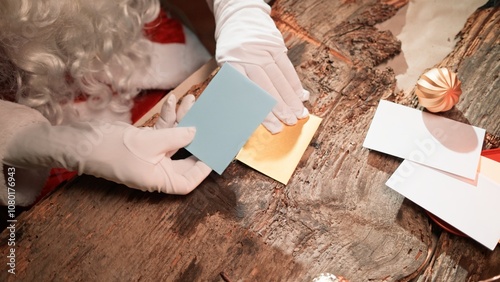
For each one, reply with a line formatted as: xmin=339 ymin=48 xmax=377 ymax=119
xmin=1 ymin=1 xmax=499 ymax=281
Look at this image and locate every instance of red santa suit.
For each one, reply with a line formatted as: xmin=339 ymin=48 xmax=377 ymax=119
xmin=0 ymin=9 xmax=211 ymax=206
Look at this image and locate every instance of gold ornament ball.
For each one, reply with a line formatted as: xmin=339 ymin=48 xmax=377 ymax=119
xmin=415 ymin=68 xmax=462 ymax=112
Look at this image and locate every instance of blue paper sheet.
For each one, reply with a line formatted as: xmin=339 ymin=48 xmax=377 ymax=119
xmin=177 ymin=63 xmax=277 ymax=174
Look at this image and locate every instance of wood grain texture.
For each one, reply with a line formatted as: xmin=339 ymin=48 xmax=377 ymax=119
xmin=1 ymin=1 xmax=498 ymax=281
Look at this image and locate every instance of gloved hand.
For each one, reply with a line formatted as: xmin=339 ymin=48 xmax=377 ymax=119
xmin=209 ymin=0 xmax=310 ymax=134
xmin=3 ymin=94 xmax=211 ymax=195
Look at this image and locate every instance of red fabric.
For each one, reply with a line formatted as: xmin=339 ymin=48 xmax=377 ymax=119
xmin=38 ymin=9 xmax=182 ymax=202
xmin=144 ymin=10 xmax=186 ymax=44
xmin=130 ymin=90 xmax=167 ymax=124
xmin=35 ymin=169 xmax=78 ymax=203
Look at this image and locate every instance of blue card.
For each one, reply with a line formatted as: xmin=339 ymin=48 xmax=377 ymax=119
xmin=177 ymin=63 xmax=277 ymax=174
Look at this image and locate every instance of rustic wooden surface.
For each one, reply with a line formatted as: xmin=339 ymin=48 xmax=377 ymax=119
xmin=407 ymin=4 xmax=500 ymax=281
xmin=1 ymin=1 xmax=499 ymax=281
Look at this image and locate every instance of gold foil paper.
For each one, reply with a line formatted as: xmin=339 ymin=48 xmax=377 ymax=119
xmin=236 ymin=115 xmax=322 ymax=184
xmin=415 ymin=67 xmax=462 ymax=112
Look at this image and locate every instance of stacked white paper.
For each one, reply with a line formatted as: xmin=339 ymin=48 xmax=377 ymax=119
xmin=363 ymin=100 xmax=499 ymax=250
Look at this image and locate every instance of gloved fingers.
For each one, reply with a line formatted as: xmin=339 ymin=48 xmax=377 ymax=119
xmin=244 ymin=63 xmax=297 ymax=126
xmin=154 ymin=94 xmax=196 ymax=130
xmin=154 ymin=94 xmax=177 ymax=130
xmin=274 ymin=52 xmax=311 ymax=102
xmin=262 ymin=112 xmax=284 ymax=134
xmin=300 ymin=89 xmax=311 ymax=102
xmin=176 ymin=94 xmax=196 ymax=123
xmin=172 ymin=156 xmax=210 ymax=175
xmin=163 ymin=156 xmax=212 ymax=195
xmin=262 ymin=62 xmax=307 ymax=119
xmin=124 ymin=126 xmax=196 ymax=163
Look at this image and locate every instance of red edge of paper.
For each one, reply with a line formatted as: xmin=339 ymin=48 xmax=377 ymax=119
xmin=426 ymin=148 xmax=500 ymax=238
xmin=481 ymin=148 xmax=500 ymax=162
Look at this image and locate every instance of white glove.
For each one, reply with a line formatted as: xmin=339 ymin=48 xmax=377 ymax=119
xmin=210 ymin=0 xmax=310 ymax=134
xmin=3 ymin=94 xmax=211 ymax=195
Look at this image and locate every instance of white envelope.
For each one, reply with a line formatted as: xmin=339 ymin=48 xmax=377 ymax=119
xmin=363 ymin=100 xmax=485 ymax=179
xmin=386 ymin=159 xmax=500 ymax=250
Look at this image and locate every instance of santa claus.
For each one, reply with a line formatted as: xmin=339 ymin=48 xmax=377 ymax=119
xmin=0 ymin=0 xmax=309 ymax=206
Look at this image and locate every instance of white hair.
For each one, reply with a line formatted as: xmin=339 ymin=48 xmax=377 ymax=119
xmin=0 ymin=0 xmax=160 ymax=124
